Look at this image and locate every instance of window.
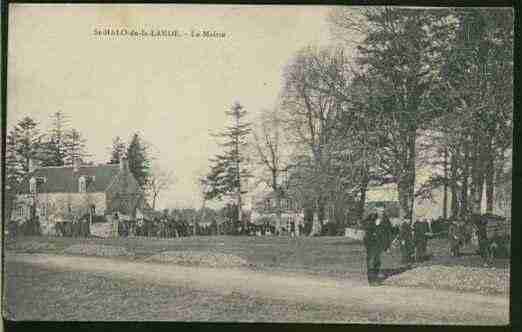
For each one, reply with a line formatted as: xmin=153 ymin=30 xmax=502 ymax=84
xmin=40 ymin=204 xmax=47 ymax=217
xmin=29 ymin=178 xmax=36 ymax=193
xmin=18 ymin=206 xmax=24 ymax=217
xmin=79 ymin=176 xmax=86 ymax=193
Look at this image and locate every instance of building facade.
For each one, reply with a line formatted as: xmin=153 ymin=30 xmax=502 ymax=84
xmin=11 ymin=158 xmax=143 ymax=235
xmin=250 ymin=190 xmax=305 ymax=234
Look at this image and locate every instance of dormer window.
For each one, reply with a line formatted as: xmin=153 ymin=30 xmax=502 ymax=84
xmin=79 ymin=176 xmax=87 ymax=193
xmin=265 ymin=199 xmax=271 ymax=210
xmin=79 ymin=175 xmax=95 ymax=193
xmin=29 ymin=178 xmax=37 ymax=193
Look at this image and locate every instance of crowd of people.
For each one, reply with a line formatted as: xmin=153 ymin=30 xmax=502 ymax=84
xmin=362 ymin=208 xmax=509 ymax=285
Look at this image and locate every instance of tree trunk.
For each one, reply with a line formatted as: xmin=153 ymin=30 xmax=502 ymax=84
xmin=443 ymin=147 xmax=448 ymax=219
xmin=272 ymin=170 xmax=282 ymax=234
xmin=450 ymin=149 xmax=459 ymax=219
xmin=460 ymin=140 xmax=470 ymax=219
xmin=237 ymin=189 xmax=243 ymax=228
xmin=485 ymin=139 xmax=495 ymax=214
xmin=152 ymin=193 xmax=158 ymax=210
xmin=469 ymin=132 xmax=486 ymax=215
xmin=317 ymin=196 xmax=326 ymax=225
xmin=397 ymin=131 xmax=416 ymax=222
xmin=357 ymin=168 xmax=369 ymax=222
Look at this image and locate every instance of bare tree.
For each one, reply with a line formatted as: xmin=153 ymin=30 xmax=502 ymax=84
xmin=146 ymin=165 xmax=176 ymax=210
xmin=281 ymin=46 xmax=343 ymax=225
xmin=252 ymin=108 xmax=289 ymax=231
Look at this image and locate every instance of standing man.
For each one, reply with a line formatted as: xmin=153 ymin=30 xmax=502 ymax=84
xmin=472 ymin=214 xmax=492 ymax=266
xmin=448 ymin=219 xmax=463 ymax=257
xmin=414 ymin=219 xmax=429 ymax=262
xmin=363 ymin=213 xmax=379 ymax=285
xmin=363 ymin=206 xmax=392 ymax=286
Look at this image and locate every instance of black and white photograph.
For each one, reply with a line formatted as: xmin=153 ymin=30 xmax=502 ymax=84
xmin=2 ymin=4 xmax=512 ymax=325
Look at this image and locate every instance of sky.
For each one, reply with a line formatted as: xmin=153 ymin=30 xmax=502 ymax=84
xmin=8 ymin=4 xmax=336 ymax=209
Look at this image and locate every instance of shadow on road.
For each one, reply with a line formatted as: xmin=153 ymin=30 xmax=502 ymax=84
xmin=379 ymin=266 xmax=413 ymax=281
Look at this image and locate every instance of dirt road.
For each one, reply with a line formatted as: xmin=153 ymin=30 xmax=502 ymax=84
xmin=7 ymin=253 xmax=509 ymax=325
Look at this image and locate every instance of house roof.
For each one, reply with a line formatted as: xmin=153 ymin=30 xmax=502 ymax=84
xmin=17 ymin=164 xmax=121 ymax=194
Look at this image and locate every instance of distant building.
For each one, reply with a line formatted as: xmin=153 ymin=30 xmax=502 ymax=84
xmin=365 ymin=164 xmax=511 ymax=222
xmin=250 ymin=189 xmax=304 ymax=234
xmin=10 ymin=158 xmax=144 ymax=235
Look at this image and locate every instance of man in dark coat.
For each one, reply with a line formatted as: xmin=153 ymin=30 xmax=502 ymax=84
xmin=448 ymin=220 xmax=464 ymax=257
xmin=414 ymin=219 xmax=429 ymax=262
xmin=471 ymin=214 xmax=489 ymax=259
xmin=363 ymin=207 xmax=392 ymax=286
xmin=363 ymin=213 xmax=379 ymax=285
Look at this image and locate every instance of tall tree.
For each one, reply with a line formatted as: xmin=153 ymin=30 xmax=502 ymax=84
xmin=281 ymin=46 xmax=383 ymax=225
xmin=127 ymin=132 xmax=151 ymax=189
xmin=442 ymin=8 xmax=513 ymax=216
xmin=63 ymin=128 xmax=90 ymax=165
xmin=109 ymin=136 xmax=127 ymax=164
xmin=40 ymin=111 xmax=70 ymax=167
xmin=5 ymin=117 xmax=44 ymax=219
xmin=201 ymin=102 xmax=252 ymax=226
xmin=331 ymin=7 xmax=453 ymax=221
xmin=252 ymin=108 xmax=289 ymax=231
xmin=281 ymin=47 xmax=342 ymax=224
xmin=7 ymin=116 xmax=44 ymax=174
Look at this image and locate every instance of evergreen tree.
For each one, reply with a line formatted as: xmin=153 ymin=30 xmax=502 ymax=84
xmin=63 ymin=128 xmax=90 ymax=165
xmin=5 ymin=117 xmax=44 ymax=217
xmin=126 ymin=133 xmax=150 ymax=189
xmin=40 ymin=111 xmax=70 ymax=167
xmin=201 ymin=102 xmax=252 ymax=225
xmin=7 ymin=116 xmax=44 ymax=174
xmin=109 ymin=136 xmax=127 ymax=164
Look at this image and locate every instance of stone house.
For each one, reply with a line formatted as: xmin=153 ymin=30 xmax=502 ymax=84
xmin=250 ymin=189 xmax=305 ymax=234
xmin=10 ymin=158 xmax=143 ymax=235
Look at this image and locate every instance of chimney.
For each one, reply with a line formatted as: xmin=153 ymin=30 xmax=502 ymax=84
xmin=73 ymin=158 xmax=80 ymax=172
xmin=119 ymin=156 xmax=129 ymax=172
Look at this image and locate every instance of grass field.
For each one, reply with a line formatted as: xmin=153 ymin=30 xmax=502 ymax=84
xmin=4 ymin=235 xmax=510 ymax=323
xmin=5 ymin=235 xmax=509 ymax=278
xmin=6 ymin=235 xmax=369 ymax=279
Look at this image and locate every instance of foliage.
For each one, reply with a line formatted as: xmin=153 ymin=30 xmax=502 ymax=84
xmin=109 ymin=136 xmax=127 ymax=164
xmin=6 ymin=116 xmax=44 ymax=176
xmin=201 ymin=102 xmax=252 ymax=223
xmin=40 ymin=111 xmax=70 ymax=167
xmin=63 ymin=128 xmax=90 ymax=165
xmin=127 ymin=132 xmax=151 ymax=189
